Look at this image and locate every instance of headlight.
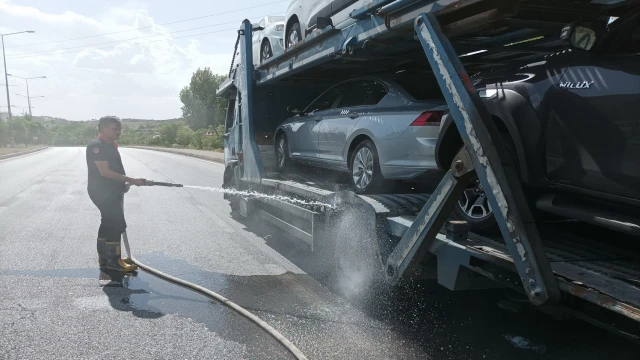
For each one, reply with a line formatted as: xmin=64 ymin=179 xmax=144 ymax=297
xmin=275 ymin=24 xmax=284 ymax=32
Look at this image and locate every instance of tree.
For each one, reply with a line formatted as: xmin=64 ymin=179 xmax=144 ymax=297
xmin=0 ymin=121 xmax=9 ymax=147
xmin=8 ymin=117 xmax=28 ymax=146
xmin=191 ymin=129 xmax=205 ymax=149
xmin=180 ymin=87 xmax=206 ymax=130
xmin=159 ymin=122 xmax=180 ymax=145
xmin=179 ymin=68 xmax=227 ymax=130
xmin=176 ymin=127 xmax=193 ymax=147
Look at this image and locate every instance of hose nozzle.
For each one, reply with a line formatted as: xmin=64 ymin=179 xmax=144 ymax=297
xmin=145 ymin=180 xmax=183 ymax=187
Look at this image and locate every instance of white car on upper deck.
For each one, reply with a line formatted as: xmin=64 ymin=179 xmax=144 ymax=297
xmin=252 ymin=16 xmax=286 ymax=65
xmin=284 ymin=0 xmax=370 ymax=49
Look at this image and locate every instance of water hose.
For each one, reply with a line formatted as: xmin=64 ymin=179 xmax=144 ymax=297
xmin=121 ymin=180 xmax=309 ymax=360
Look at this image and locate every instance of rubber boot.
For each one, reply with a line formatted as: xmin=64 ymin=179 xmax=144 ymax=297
xmin=104 ymin=240 xmax=138 ymax=272
xmin=97 ymin=238 xmax=107 ymax=268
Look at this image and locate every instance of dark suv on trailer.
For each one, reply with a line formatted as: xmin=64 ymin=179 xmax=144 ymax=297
xmin=436 ymin=9 xmax=640 ymax=235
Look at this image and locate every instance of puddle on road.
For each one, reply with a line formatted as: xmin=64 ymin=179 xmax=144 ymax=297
xmin=3 ymin=252 xmax=385 ymax=359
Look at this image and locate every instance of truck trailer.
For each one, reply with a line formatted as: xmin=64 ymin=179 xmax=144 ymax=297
xmin=217 ymin=0 xmax=640 ymax=341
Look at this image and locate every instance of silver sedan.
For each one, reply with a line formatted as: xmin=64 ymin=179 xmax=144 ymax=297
xmin=274 ymin=76 xmax=446 ymax=193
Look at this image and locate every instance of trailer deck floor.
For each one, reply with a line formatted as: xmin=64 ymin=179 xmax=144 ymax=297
xmin=264 ymin=166 xmax=640 ymax=313
xmin=466 ymin=226 xmax=640 ymax=310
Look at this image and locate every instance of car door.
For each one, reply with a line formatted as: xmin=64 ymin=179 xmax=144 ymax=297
xmin=316 ymin=79 xmax=388 ymax=164
xmin=303 ymin=0 xmax=332 ymax=32
xmin=544 ymin=16 xmax=640 ymax=201
xmin=286 ymin=83 xmax=341 ymax=160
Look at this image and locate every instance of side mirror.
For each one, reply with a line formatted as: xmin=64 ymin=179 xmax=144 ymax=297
xmin=252 ymin=23 xmax=265 ymax=31
xmin=561 ymin=22 xmax=597 ymax=51
xmin=287 ymin=105 xmax=303 ymax=115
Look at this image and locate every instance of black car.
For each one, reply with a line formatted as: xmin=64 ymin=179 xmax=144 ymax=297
xmin=436 ymin=10 xmax=640 ymax=235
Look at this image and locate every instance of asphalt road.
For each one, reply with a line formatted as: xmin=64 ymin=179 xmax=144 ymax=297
xmin=1 ymin=147 xmax=638 ymax=360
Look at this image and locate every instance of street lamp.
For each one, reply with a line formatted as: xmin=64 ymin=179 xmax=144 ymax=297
xmin=8 ymin=74 xmax=46 ymax=117
xmin=11 ymin=104 xmax=32 ymax=116
xmin=1 ymin=30 xmax=35 ymax=120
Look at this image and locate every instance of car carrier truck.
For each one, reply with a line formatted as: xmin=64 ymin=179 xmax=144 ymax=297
xmin=217 ymin=0 xmax=640 ymax=342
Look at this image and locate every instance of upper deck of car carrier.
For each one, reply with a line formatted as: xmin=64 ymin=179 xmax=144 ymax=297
xmin=218 ymin=0 xmax=640 ymax=342
xmin=218 ymin=0 xmax=633 ymax=92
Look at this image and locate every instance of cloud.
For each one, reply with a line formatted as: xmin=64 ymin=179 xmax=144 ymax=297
xmin=0 ymin=1 xmax=233 ymax=120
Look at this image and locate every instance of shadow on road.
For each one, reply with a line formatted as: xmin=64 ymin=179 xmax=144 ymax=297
xmin=229 ymin=211 xmax=640 ymax=360
xmin=99 ymin=270 xmax=164 ymax=319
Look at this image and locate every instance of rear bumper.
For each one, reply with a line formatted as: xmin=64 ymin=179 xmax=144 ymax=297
xmin=377 ymin=130 xmax=439 ymax=180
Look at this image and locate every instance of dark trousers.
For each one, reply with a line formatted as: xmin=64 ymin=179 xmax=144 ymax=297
xmin=91 ymin=192 xmax=127 ymax=241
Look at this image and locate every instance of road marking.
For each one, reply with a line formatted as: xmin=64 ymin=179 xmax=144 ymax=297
xmin=190 ymin=156 xmax=226 ymax=167
xmin=125 ymin=147 xmax=226 ymax=167
xmin=0 ymin=148 xmax=51 ymax=163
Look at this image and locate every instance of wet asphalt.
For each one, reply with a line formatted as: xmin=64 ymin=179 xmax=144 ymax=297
xmin=0 ymin=147 xmax=638 ymax=360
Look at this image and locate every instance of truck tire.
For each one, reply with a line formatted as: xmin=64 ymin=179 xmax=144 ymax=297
xmin=275 ymin=133 xmax=290 ymax=172
xmin=286 ymin=22 xmax=301 ymax=48
xmin=453 ymin=132 xmax=520 ymax=233
xmin=228 ymin=172 xmax=240 ymax=214
xmin=349 ymin=139 xmax=385 ymax=194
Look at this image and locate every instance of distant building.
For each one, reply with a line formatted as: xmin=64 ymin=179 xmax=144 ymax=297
xmin=205 ymin=129 xmax=215 ymax=136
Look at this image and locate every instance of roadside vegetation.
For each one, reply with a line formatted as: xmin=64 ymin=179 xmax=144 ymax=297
xmin=0 ymin=67 xmax=227 ymax=152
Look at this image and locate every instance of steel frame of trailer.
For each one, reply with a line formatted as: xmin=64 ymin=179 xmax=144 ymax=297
xmin=218 ymin=0 xmax=640 ymax=336
xmin=229 ymin=8 xmax=559 ymax=305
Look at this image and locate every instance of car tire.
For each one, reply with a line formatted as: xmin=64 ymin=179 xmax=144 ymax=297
xmin=275 ymin=132 xmax=290 ymax=172
xmin=286 ymin=22 xmax=302 ymax=49
xmin=453 ymin=132 xmax=520 ymax=233
xmin=260 ymin=39 xmax=273 ymax=63
xmin=349 ymin=139 xmax=385 ymax=194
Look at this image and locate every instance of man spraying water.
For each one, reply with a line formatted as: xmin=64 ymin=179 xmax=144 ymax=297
xmin=86 ymin=116 xmax=146 ymax=272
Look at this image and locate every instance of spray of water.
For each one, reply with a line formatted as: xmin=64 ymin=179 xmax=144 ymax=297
xmin=184 ymin=185 xmax=335 ymax=208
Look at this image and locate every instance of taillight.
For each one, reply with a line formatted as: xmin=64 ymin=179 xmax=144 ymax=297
xmin=410 ymin=111 xmax=443 ymax=126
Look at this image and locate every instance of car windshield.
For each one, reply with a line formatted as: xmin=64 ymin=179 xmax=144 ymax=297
xmin=267 ymin=16 xmax=285 ymax=24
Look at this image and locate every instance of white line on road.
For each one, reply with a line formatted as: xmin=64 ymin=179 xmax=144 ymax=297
xmin=0 ymin=148 xmax=51 ymax=163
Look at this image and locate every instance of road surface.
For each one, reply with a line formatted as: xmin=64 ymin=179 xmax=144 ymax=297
xmin=0 ymin=147 xmax=637 ymax=359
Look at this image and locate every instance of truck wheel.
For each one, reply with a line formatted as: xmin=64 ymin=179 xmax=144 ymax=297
xmin=453 ymin=132 xmax=520 ymax=233
xmin=228 ymin=172 xmax=240 ymax=214
xmin=286 ymin=22 xmax=301 ymax=48
xmin=349 ymin=140 xmax=384 ymax=194
xmin=275 ymin=133 xmax=290 ymax=172
xmin=260 ymin=39 xmax=273 ymax=63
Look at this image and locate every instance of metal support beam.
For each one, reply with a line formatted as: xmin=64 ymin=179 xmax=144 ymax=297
xmin=385 ymin=148 xmax=475 ymax=285
xmin=238 ymin=20 xmax=265 ymax=183
xmin=414 ymin=12 xmax=560 ymax=305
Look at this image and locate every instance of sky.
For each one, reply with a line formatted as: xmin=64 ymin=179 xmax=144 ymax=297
xmin=0 ymin=0 xmax=288 ymax=120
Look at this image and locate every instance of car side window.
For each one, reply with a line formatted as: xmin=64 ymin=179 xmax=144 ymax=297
xmin=259 ymin=19 xmax=266 ymax=28
xmin=336 ymin=80 xmax=387 ymax=108
xmin=304 ymin=85 xmax=344 ymax=113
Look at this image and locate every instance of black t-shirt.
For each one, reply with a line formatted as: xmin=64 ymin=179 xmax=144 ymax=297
xmin=86 ymin=138 xmax=126 ymax=203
